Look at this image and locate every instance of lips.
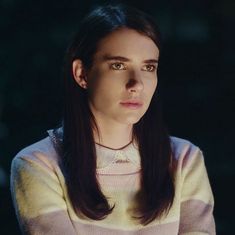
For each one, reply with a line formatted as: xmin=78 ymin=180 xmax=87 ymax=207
xmin=120 ymin=100 xmax=143 ymax=109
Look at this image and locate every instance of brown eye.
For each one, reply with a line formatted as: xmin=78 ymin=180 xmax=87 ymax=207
xmin=143 ymin=64 xmax=156 ymax=72
xmin=110 ymin=63 xmax=126 ymax=70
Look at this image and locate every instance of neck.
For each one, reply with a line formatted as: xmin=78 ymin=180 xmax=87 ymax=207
xmin=93 ymin=120 xmax=133 ymax=149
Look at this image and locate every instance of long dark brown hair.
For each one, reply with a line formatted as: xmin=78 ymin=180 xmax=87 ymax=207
xmin=54 ymin=4 xmax=175 ymax=225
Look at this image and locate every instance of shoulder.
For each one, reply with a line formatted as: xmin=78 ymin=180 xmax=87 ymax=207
xmin=169 ymin=136 xmax=204 ymax=168
xmin=11 ymin=133 xmax=60 ymax=173
xmin=170 ymin=136 xmax=201 ymax=156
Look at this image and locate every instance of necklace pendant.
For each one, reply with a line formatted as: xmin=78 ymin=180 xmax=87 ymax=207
xmin=115 ymin=150 xmax=130 ymax=163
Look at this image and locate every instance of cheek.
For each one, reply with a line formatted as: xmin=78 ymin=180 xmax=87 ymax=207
xmin=89 ymin=79 xmax=120 ymax=107
xmin=145 ymin=78 xmax=158 ymax=97
xmin=89 ymin=66 xmax=123 ymax=88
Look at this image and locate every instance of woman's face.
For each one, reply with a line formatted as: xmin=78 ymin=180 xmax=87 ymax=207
xmin=86 ymin=27 xmax=159 ymax=125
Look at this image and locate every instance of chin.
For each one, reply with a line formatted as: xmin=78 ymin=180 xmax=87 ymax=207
xmin=121 ymin=115 xmax=143 ymax=125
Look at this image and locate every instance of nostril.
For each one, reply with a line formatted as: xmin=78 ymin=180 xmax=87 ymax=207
xmin=130 ymin=88 xmax=136 ymax=93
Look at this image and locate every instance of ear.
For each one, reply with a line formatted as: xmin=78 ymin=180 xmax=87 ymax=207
xmin=72 ymin=59 xmax=88 ymax=89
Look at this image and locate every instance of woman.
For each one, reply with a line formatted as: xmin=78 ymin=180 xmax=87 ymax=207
xmin=11 ymin=4 xmax=216 ymax=234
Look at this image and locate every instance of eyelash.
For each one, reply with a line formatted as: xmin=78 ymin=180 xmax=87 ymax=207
xmin=110 ymin=62 xmax=126 ymax=70
xmin=109 ymin=62 xmax=157 ymax=72
xmin=144 ymin=64 xmax=156 ymax=72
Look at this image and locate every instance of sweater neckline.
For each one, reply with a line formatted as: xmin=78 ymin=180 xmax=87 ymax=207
xmin=95 ymin=139 xmax=133 ymax=151
xmin=47 ymin=128 xmax=141 ymax=174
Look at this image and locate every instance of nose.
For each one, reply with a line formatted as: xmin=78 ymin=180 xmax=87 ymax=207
xmin=126 ymin=71 xmax=144 ymax=93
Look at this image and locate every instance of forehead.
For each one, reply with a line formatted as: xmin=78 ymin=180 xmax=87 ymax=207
xmin=94 ymin=27 xmax=159 ymax=60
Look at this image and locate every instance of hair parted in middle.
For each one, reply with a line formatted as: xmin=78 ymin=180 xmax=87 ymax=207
xmin=53 ymin=3 xmax=176 ymax=225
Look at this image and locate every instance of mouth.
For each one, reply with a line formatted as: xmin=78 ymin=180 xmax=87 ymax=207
xmin=120 ymin=101 xmax=143 ymax=109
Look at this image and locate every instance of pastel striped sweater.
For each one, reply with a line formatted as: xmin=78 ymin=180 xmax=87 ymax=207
xmin=10 ymin=129 xmax=216 ymax=234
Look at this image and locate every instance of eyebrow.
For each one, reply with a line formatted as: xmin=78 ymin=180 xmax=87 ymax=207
xmin=102 ymin=54 xmax=158 ymax=63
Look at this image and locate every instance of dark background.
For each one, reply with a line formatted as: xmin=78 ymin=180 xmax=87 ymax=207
xmin=1 ymin=0 xmax=234 ymax=234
